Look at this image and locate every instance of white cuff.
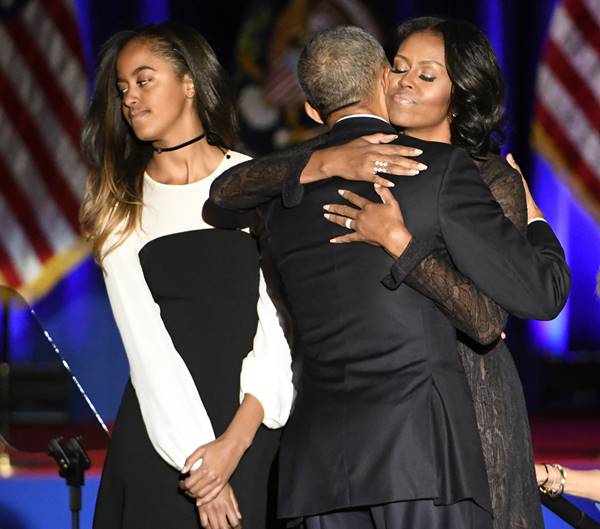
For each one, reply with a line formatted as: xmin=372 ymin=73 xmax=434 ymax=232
xmin=528 ymin=217 xmax=548 ymax=225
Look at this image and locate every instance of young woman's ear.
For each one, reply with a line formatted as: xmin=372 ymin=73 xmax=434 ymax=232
xmin=183 ymin=73 xmax=195 ymax=98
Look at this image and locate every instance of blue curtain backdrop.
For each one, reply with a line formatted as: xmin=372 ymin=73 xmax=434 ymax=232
xmin=36 ymin=0 xmax=598 ymax=422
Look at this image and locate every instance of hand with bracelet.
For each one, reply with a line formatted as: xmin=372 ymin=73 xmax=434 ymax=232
xmin=536 ymin=463 xmax=600 ymax=502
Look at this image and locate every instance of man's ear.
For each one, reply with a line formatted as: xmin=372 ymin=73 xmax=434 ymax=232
xmin=304 ymin=101 xmax=324 ymax=124
xmin=381 ymin=64 xmax=391 ymax=88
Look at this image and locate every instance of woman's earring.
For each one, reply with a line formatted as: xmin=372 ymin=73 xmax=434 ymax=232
xmin=451 ymin=111 xmax=458 ymax=118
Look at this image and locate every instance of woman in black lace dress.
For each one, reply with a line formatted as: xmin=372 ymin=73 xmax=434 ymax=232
xmin=210 ymin=17 xmax=552 ymax=529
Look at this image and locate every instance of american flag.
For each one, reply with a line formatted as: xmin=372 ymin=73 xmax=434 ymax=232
xmin=532 ymin=0 xmax=600 ymax=217
xmin=0 ymin=0 xmax=88 ymax=300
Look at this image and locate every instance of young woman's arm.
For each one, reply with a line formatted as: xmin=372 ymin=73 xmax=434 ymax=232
xmin=103 ymin=236 xmax=217 ymax=470
xmin=181 ymin=267 xmax=294 ymax=504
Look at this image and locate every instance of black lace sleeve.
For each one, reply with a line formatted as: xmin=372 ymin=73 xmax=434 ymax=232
xmin=210 ymin=135 xmax=327 ymax=210
xmin=392 ymin=155 xmax=527 ymax=345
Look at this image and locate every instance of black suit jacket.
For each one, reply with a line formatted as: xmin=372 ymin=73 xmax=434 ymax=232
xmin=218 ymin=117 xmax=570 ymax=518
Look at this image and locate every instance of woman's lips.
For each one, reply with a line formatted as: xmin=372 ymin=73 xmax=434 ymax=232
xmin=391 ymin=93 xmax=416 ymax=105
xmin=129 ymin=109 xmax=150 ymax=122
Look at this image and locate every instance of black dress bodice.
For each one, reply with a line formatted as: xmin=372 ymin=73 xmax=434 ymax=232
xmin=138 ymin=229 xmax=260 ymax=435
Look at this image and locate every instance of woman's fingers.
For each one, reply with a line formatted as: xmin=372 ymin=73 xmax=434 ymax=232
xmin=199 ymin=510 xmax=209 ymax=528
xmin=373 ymin=184 xmax=396 ymax=205
xmin=354 ymin=136 xmax=426 ymax=174
xmin=367 ymin=142 xmax=423 ymax=158
xmin=330 ymin=232 xmax=363 ymax=244
xmin=372 ymin=174 xmax=396 ymax=187
xmin=193 ymin=478 xmax=224 ymax=503
xmin=505 ymin=152 xmax=523 ymax=176
xmin=182 ymin=466 xmax=213 ymax=491
xmin=365 ymin=155 xmax=425 ymax=178
xmin=226 ymin=505 xmax=241 ymax=528
xmin=337 ymin=189 xmax=371 ymax=208
xmin=183 ymin=471 xmax=222 ymax=502
xmin=323 ymin=204 xmax=358 ymax=219
xmin=229 ymin=487 xmax=242 ymax=520
xmin=360 ymin=133 xmax=398 ymax=144
xmin=324 ymin=213 xmax=355 ymax=230
xmin=182 ymin=446 xmax=206 ymax=473
xmin=218 ymin=511 xmax=230 ymax=529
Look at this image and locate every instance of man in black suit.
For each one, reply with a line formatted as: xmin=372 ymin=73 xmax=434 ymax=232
xmin=211 ymin=26 xmax=570 ymax=529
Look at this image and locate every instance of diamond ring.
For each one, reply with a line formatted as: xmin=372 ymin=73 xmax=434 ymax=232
xmin=373 ymin=160 xmax=389 ymax=174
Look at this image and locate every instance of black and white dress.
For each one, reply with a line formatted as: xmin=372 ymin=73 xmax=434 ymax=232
xmin=93 ymin=151 xmax=293 ymax=529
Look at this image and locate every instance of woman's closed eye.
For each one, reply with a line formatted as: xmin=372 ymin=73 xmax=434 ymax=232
xmin=390 ymin=67 xmax=436 ymax=83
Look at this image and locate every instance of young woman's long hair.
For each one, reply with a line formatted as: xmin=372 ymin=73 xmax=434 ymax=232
xmin=80 ymin=22 xmax=237 ymax=262
xmin=388 ymin=17 xmax=505 ymax=159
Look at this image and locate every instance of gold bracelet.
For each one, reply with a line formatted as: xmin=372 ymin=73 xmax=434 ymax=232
xmin=539 ymin=463 xmax=566 ymax=496
xmin=549 ymin=464 xmax=566 ymax=497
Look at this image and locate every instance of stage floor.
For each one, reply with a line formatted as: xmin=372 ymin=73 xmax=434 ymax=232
xmin=1 ymin=417 xmax=599 ymax=529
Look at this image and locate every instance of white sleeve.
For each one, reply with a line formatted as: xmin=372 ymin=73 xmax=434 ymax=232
xmin=239 ymin=268 xmax=295 ymax=428
xmin=103 ymin=239 xmax=215 ymax=470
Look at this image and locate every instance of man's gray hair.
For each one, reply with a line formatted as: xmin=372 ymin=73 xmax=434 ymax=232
xmin=297 ymin=26 xmax=389 ymax=119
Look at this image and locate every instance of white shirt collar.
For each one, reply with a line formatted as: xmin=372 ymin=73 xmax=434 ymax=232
xmin=335 ymin=113 xmax=390 ymax=124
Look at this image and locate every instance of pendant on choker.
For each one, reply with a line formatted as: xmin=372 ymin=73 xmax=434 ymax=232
xmin=153 ymin=133 xmax=206 ymax=154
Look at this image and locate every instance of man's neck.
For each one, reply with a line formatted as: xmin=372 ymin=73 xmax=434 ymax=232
xmin=326 ymin=104 xmax=389 ymax=127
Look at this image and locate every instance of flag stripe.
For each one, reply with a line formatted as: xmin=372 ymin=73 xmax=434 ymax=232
xmin=0 ymin=69 xmax=81 ymax=233
xmin=537 ymin=65 xmax=600 ymax=172
xmin=581 ymin=0 xmax=600 ymax=23
xmin=38 ymin=0 xmax=85 ymax=68
xmin=534 ymin=0 xmax=600 ymax=220
xmin=0 ymin=241 xmax=22 ymax=287
xmin=0 ymin=0 xmax=87 ymax=293
xmin=564 ymin=0 xmax=600 ymax=57
xmin=4 ymin=17 xmax=82 ymax=150
xmin=0 ymin=154 xmax=53 ymax=263
xmin=0 ymin=25 xmax=87 ymax=202
xmin=0 ymin=192 xmax=41 ymax=284
xmin=549 ymin=4 xmax=600 ymax=103
xmin=0 ymin=107 xmax=77 ymax=254
xmin=544 ymin=39 xmax=600 ymax=134
xmin=536 ymin=101 xmax=600 ymax=196
xmin=22 ymin=0 xmax=88 ymax=115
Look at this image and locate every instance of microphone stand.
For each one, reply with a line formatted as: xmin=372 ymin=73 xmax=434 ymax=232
xmin=0 ymin=293 xmax=11 ymax=474
xmin=541 ymin=492 xmax=600 ymax=528
xmin=48 ymin=436 xmax=91 ymax=529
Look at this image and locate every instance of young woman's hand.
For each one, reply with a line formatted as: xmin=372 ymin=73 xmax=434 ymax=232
xmin=197 ymin=483 xmax=242 ymax=529
xmin=180 ymin=434 xmax=246 ymax=504
xmin=506 ymin=153 xmax=544 ymax=222
xmin=323 ymin=184 xmax=412 ymax=258
xmin=303 ymin=133 xmax=427 ymax=187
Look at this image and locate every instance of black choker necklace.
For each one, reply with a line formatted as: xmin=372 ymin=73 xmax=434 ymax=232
xmin=153 ymin=133 xmax=205 ymax=154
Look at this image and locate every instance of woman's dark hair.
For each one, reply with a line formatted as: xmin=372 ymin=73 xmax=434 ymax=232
xmin=80 ymin=22 xmax=237 ymax=262
xmin=388 ymin=16 xmax=505 ymax=158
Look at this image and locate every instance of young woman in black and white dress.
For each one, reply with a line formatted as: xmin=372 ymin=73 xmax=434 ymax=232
xmin=80 ymin=22 xmax=293 ymax=529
